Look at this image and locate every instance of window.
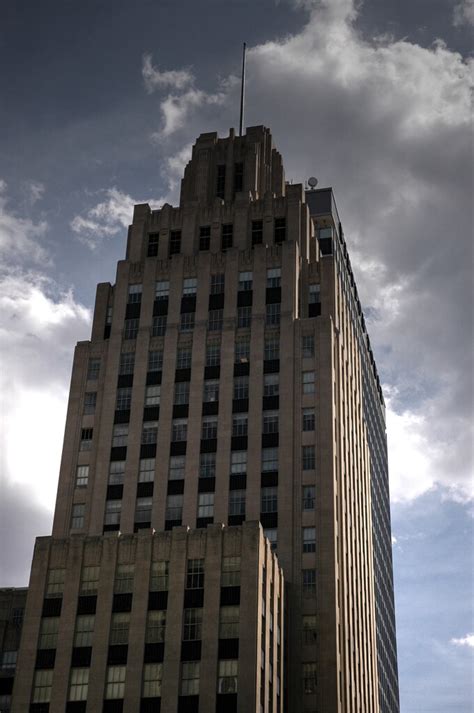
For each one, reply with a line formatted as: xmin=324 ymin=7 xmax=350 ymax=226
xmin=116 ymin=387 xmax=132 ymax=410
xmin=169 ymin=456 xmax=186 ymax=480
xmin=110 ymin=612 xmax=130 ymax=645
xmin=105 ymin=665 xmax=126 ymax=699
xmin=266 ymin=303 xmax=281 ymax=326
xmin=76 ymin=465 xmax=89 ymax=488
xmin=228 ymin=489 xmax=246 ymax=516
xmin=74 ymin=615 xmax=95 ymax=647
xmin=201 ymin=416 xmax=218 ymax=440
xmin=108 ymin=461 xmax=125 ymax=485
xmin=87 ymin=357 xmax=100 ymax=380
xmin=208 ymin=308 xmax=223 ymax=331
xmin=183 ymin=277 xmax=197 ymax=295
xmin=231 ymin=451 xmax=247 ymax=475
xmin=238 ymin=271 xmax=253 ymax=291
xmin=303 ymin=485 xmax=315 ymax=510
xmin=172 ymin=418 xmax=187 ymax=442
xmin=68 ymin=668 xmax=89 ymax=702
xmin=203 ymin=379 xmax=219 ymax=402
xmin=137 ymin=459 xmax=154 ymax=484
xmin=219 ymin=606 xmax=240 ymax=638
xmin=177 ymin=347 xmax=192 ymax=369
xmin=124 ymin=318 xmax=139 ymax=340
xmin=200 ymin=452 xmax=216 ymax=478
xmin=199 ymin=225 xmax=211 ymax=251
xmin=166 ymin=494 xmax=183 ymax=521
xmin=234 ymin=338 xmax=250 ymax=363
xmin=264 ymin=337 xmax=279 ymax=361
xmin=105 ymin=500 xmax=121 ymax=526
xmin=218 ymin=660 xmax=238 ymax=694
xmin=71 ymin=503 xmax=85 ymax=529
xmin=303 ymin=408 xmax=315 ymax=431
xmin=233 ymin=375 xmax=249 ymax=400
xmin=180 ymin=311 xmax=195 ymax=332
xmin=80 ymin=566 xmax=100 ymax=595
xmin=263 ymin=411 xmax=279 ymax=434
xmin=216 ymin=164 xmax=226 ymax=199
xmin=174 ymin=381 xmax=190 ymax=405
xmin=135 ymin=497 xmax=153 ymax=523
xmin=232 ymin=413 xmax=248 ymax=437
xmin=222 ymin=556 xmax=240 ymax=587
xmin=46 ymin=568 xmax=65 ymax=597
xmin=198 ymin=492 xmax=214 ymax=518
xmin=263 ymin=373 xmax=279 ymax=397
xmin=206 ymin=342 xmax=220 ymax=367
xmin=84 ymin=392 xmax=96 ymax=415
xmin=251 ymin=220 xmax=263 ymax=245
xmin=12 ymin=607 xmax=24 ymax=627
xmin=145 ymin=385 xmax=161 ymax=406
xmin=303 ymin=569 xmax=316 ymax=596
xmin=142 ymin=663 xmax=163 ymax=698
xmin=181 ymin=661 xmax=200 ymax=696
xmin=150 ymin=561 xmax=169 ymax=591
xmin=142 ymin=421 xmax=158 ymax=444
xmin=155 ymin=280 xmax=169 ymax=300
xmin=119 ymin=352 xmax=135 ymax=375
xmin=237 ymin=305 xmax=252 ymax=328
xmin=221 ymin=223 xmax=233 ymax=250
xmin=148 ymin=349 xmax=163 ymax=371
xmin=302 ymin=334 xmax=315 ymax=357
xmin=302 ymin=445 xmax=316 ymax=470
xmin=80 ymin=428 xmax=93 ymax=451
xmin=303 ymin=615 xmax=317 ymax=644
xmin=38 ymin=617 xmax=59 ymax=648
xmin=261 ymin=487 xmax=278 ymax=513
xmin=267 ymin=268 xmax=281 ymax=288
xmin=264 ymin=528 xmax=278 ymax=549
xmin=112 ymin=424 xmax=128 ymax=447
xmin=303 ymin=527 xmax=316 ymax=553
xmin=114 ymin=564 xmax=134 ymax=594
xmin=169 ymin=229 xmax=181 ymax=255
xmin=234 ymin=162 xmax=244 ymax=192
xmin=32 ymin=669 xmax=53 ymax=703
xmin=262 ymin=447 xmax=278 ymax=472
xmin=303 ymin=371 xmax=315 ymax=394
xmin=210 ymin=273 xmax=225 ymax=294
xmin=148 ymin=232 xmax=159 ymax=257
xmin=309 ymin=284 xmax=320 ymax=304
xmin=152 ymin=315 xmax=167 ymax=337
xmin=303 ymin=662 xmax=317 ymax=694
xmin=128 ymin=284 xmax=142 ymax=303
xmin=274 ymin=217 xmax=286 ymax=244
xmin=183 ymin=608 xmax=203 ymax=640
xmin=186 ymin=559 xmax=204 ymax=589
xmin=1 ymin=650 xmax=16 ymax=671
xmin=106 ymin=305 xmax=113 ymax=326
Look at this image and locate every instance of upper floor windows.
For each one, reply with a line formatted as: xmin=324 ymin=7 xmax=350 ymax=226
xmin=71 ymin=503 xmax=85 ymax=529
xmin=235 ymin=337 xmax=250 ymax=363
xmin=142 ymin=421 xmax=158 ymax=445
xmin=303 ymin=371 xmax=316 ymax=394
xmin=147 ymin=232 xmax=159 ymax=257
xmin=264 ymin=336 xmax=279 ymax=361
xmin=267 ymin=268 xmax=281 ymax=288
xmin=145 ymin=385 xmax=161 ymax=406
xmin=303 ymin=408 xmax=315 ymax=431
xmin=266 ymin=302 xmax=281 ymax=326
xmin=237 ymin=305 xmax=252 ymax=329
xmin=186 ymin=558 xmax=204 ymax=589
xmin=309 ymin=284 xmax=320 ymax=304
xmin=263 ymin=373 xmax=279 ymax=398
xmin=210 ymin=273 xmax=225 ymax=294
xmin=119 ymin=352 xmax=135 ymax=375
xmin=45 ymin=568 xmax=65 ymax=597
xmin=169 ymin=455 xmax=186 ymax=480
xmin=251 ymin=220 xmax=263 ymax=246
xmin=116 ymin=387 xmax=132 ymax=411
xmin=152 ymin=315 xmax=167 ymax=337
xmin=208 ymin=309 xmax=223 ymax=331
xmin=274 ymin=217 xmax=286 ymax=244
xmin=238 ymin=271 xmax=253 ymax=291
xmin=216 ymin=165 xmax=226 ymax=199
xmin=233 ymin=375 xmax=249 ymax=400
xmin=177 ymin=346 xmax=192 ymax=369
xmin=124 ymin=318 xmax=139 ymax=340
xmin=169 ymin=230 xmax=181 ymax=256
xmin=234 ymin=162 xmax=244 ymax=193
xmin=199 ymin=225 xmax=211 ymax=251
xmin=172 ymin=418 xmax=187 ymax=442
xmin=183 ymin=277 xmax=197 ymax=296
xmin=87 ymin=357 xmax=101 ymax=381
xmin=128 ymin=284 xmax=142 ymax=303
xmin=80 ymin=428 xmax=93 ymax=451
xmin=222 ymin=556 xmax=240 ymax=586
xmin=112 ymin=424 xmax=128 ymax=448
xmin=155 ymin=280 xmax=169 ymax=300
xmin=76 ymin=465 xmax=89 ymax=488
xmin=84 ymin=392 xmax=96 ymax=415
xmin=221 ymin=224 xmax=233 ymax=250
xmin=203 ymin=379 xmax=219 ymax=403
xmin=148 ymin=349 xmax=163 ymax=372
xmin=302 ymin=334 xmax=315 ymax=358
xmin=206 ymin=342 xmax=221 ymax=367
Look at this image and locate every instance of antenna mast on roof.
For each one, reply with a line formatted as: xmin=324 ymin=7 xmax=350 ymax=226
xmin=239 ymin=42 xmax=247 ymax=136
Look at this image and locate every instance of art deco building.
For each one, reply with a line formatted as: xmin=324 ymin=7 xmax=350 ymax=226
xmin=11 ymin=126 xmax=399 ymax=713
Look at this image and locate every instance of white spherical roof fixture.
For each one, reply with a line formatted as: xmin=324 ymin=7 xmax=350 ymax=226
xmin=308 ymin=176 xmax=318 ymax=190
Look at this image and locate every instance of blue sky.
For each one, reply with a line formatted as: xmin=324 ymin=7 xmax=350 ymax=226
xmin=0 ymin=0 xmax=472 ymax=710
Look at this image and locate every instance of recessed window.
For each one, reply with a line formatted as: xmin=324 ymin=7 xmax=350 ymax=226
xmin=267 ymin=268 xmax=281 ymax=288
xmin=208 ymin=308 xmax=223 ymax=331
xmin=84 ymin=392 xmax=97 ymax=415
xmin=32 ymin=669 xmax=53 ymax=704
xmin=302 ymin=334 xmax=315 ymax=358
xmin=87 ymin=358 xmax=101 ymax=381
xmin=172 ymin=418 xmax=187 ymax=442
xmin=274 ymin=217 xmax=286 ymax=244
xmin=264 ymin=528 xmax=277 ymax=550
xmin=302 ymin=371 xmax=315 ymax=394
xmin=142 ymin=421 xmax=158 ymax=445
xmin=235 ymin=338 xmax=250 ymax=363
xmin=143 ymin=662 xmax=163 ymax=698
xmin=251 ymin=220 xmax=263 ymax=246
xmin=180 ymin=311 xmax=195 ymax=332
xmin=135 ymin=496 xmax=153 ymax=524
xmin=309 ymin=284 xmax=320 ymax=304
xmin=303 ymin=409 xmax=315 ymax=431
xmin=106 ymin=305 xmax=113 ymax=326
xmin=232 ymin=413 xmax=248 ymax=437
xmin=198 ymin=492 xmax=214 ymax=518
xmin=222 ymin=556 xmax=240 ymax=587
xmin=148 ymin=349 xmax=163 ymax=371
xmin=105 ymin=665 xmax=126 ymax=700
xmin=76 ymin=465 xmax=89 ymax=488
xmin=116 ymin=387 xmax=132 ymax=411
xmin=237 ymin=305 xmax=252 ymax=328
xmin=201 ymin=416 xmax=218 ymax=440
xmin=266 ymin=302 xmax=281 ymax=326
xmin=119 ymin=352 xmax=135 ymax=375
xmin=169 ymin=456 xmax=186 ymax=480
xmin=203 ymin=379 xmax=219 ymax=402
xmin=233 ymin=375 xmax=249 ymax=400
xmin=264 ymin=373 xmax=279 ymax=397
xmin=216 ymin=165 xmax=226 ymax=199
xmin=124 ymin=318 xmax=139 ymax=340
xmin=177 ymin=347 xmax=192 ymax=369
xmin=110 ymin=613 xmax=130 ymax=645
xmin=71 ymin=503 xmax=85 ymax=529
xmin=181 ymin=661 xmax=200 ymax=696
xmin=199 ymin=225 xmax=211 ymax=251
xmin=218 ymin=659 xmax=238 ymax=694
xmin=263 ymin=411 xmax=279 ymax=434
xmin=238 ymin=271 xmax=253 ymax=290
xmin=231 ymin=451 xmax=247 ymax=475
xmin=199 ymin=452 xmax=216 ymax=478
xmin=219 ymin=606 xmax=240 ymax=638
xmin=183 ymin=277 xmax=197 ymax=295
xmin=114 ymin=564 xmax=134 ymax=594
xmin=169 ymin=230 xmax=181 ymax=255
xmin=261 ymin=486 xmax=278 ymax=513
xmin=155 ymin=280 xmax=169 ymax=300
xmin=112 ymin=424 xmax=128 ymax=448
xmin=147 ymin=232 xmax=159 ymax=257
xmin=303 ymin=485 xmax=315 ymax=510
xmin=303 ymin=615 xmax=317 ymax=644
xmin=152 ymin=315 xmax=167 ymax=337
xmin=228 ymin=490 xmax=246 ymax=516
xmin=39 ymin=617 xmax=59 ymax=649
xmin=45 ymin=568 xmax=65 ymax=597
xmin=128 ymin=284 xmax=142 ymax=303
xmin=221 ymin=223 xmax=233 ymax=250
xmin=186 ymin=558 xmax=204 ymax=589
xmin=234 ymin=162 xmax=244 ymax=193
xmin=146 ymin=611 xmax=166 ymax=643
xmin=166 ymin=494 xmax=183 ymax=521
xmin=206 ymin=342 xmax=220 ymax=367
xmin=80 ymin=428 xmax=93 ymax=451
xmin=104 ymin=500 xmax=121 ymax=527
xmin=302 ymin=445 xmax=316 ymax=470
xmin=174 ymin=381 xmax=190 ymax=405
xmin=108 ymin=461 xmax=125 ymax=484
xmin=264 ymin=337 xmax=279 ymax=361
xmin=80 ymin=566 xmax=99 ymax=595
xmin=145 ymin=385 xmax=161 ymax=406
xmin=262 ymin=447 xmax=278 ymax=472
xmin=303 ymin=527 xmax=316 ymax=553
xmin=303 ymin=662 xmax=317 ymax=694
xmin=150 ymin=561 xmax=169 ymax=591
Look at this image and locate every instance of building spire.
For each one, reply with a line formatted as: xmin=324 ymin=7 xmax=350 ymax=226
xmin=239 ymin=42 xmax=247 ymax=136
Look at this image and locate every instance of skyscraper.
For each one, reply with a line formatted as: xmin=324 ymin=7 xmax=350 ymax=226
xmin=11 ymin=125 xmax=399 ymax=713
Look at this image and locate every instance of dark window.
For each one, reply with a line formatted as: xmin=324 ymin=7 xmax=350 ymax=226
xmin=177 ymin=347 xmax=192 ymax=370
xmin=303 ymin=409 xmax=315 ymax=431
xmin=303 ymin=485 xmax=315 ymax=510
xmin=216 ymin=165 xmax=226 ymax=199
xmin=251 ymin=220 xmax=263 ymax=246
xmin=148 ymin=350 xmax=163 ymax=372
xmin=265 ymin=303 xmax=280 ymax=326
xmin=237 ymin=306 xmax=251 ymax=329
xmin=169 ymin=230 xmax=181 ymax=256
xmin=208 ymin=309 xmax=223 ymax=332
xmin=148 ymin=232 xmax=159 ymax=257
xmin=302 ymin=334 xmax=315 ymax=358
xmin=186 ymin=559 xmax=204 ymax=590
xmin=199 ymin=226 xmax=211 ymax=251
xmin=87 ymin=358 xmax=101 ymax=381
xmin=119 ymin=352 xmax=135 ymax=376
xmin=274 ymin=217 xmax=286 ymax=244
xmin=84 ymin=392 xmax=97 ymax=415
xmin=205 ymin=343 xmax=220 ymax=367
xmin=124 ymin=318 xmax=139 ymax=340
xmin=302 ymin=445 xmax=316 ymax=470
xmin=152 ymin=316 xmax=167 ymax=337
xmin=234 ymin=162 xmax=244 ymax=193
xmin=80 ymin=428 xmax=93 ymax=451
xmin=199 ymin=453 xmax=216 ymax=478
xmin=221 ymin=224 xmax=233 ymax=251
xmin=210 ymin=274 xmax=225 ymax=294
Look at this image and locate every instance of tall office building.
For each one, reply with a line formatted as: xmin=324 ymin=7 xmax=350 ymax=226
xmin=11 ymin=126 xmax=399 ymax=713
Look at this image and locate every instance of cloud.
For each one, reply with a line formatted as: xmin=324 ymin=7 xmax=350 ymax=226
xmin=153 ymin=88 xmax=227 ymax=139
xmin=450 ymin=634 xmax=474 ymax=648
xmin=142 ymin=53 xmax=194 ymax=92
xmin=453 ymin=0 xmax=474 ymax=27
xmin=0 ymin=180 xmax=49 ymax=265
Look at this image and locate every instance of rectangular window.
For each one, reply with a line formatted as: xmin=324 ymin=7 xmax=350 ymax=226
xmin=143 ymin=663 xmax=163 ymax=698
xmin=264 ymin=528 xmax=278 ymax=549
xmin=210 ymin=273 xmax=225 ymax=294
xmin=234 ymin=338 xmax=250 ymax=363
xmin=114 ymin=564 xmax=134 ymax=594
xmin=309 ymin=284 xmax=320 ymax=304
xmin=39 ymin=617 xmax=59 ymax=648
xmin=233 ymin=375 xmax=249 ymax=400
xmin=145 ymin=385 xmax=161 ymax=406
xmin=302 ymin=334 xmax=315 ymax=357
xmin=180 ymin=311 xmax=195 ymax=332
xmin=76 ymin=465 xmax=89 ymax=488
xmin=234 ymin=162 xmax=244 ymax=192
xmin=80 ymin=566 xmax=100 ymax=595
xmin=186 ymin=559 xmax=204 ymax=589
xmin=274 ymin=217 xmax=286 ymax=243
xmin=303 ymin=371 xmax=315 ymax=394
xmin=303 ymin=527 xmax=316 ymax=553
xmin=232 ymin=413 xmax=248 ymax=437
xmin=74 ymin=615 xmax=95 ymax=647
xmin=108 ymin=461 xmax=125 ymax=485
xmin=262 ymin=448 xmax=278 ymax=472
xmin=172 ymin=418 xmax=187 ymax=442
xmin=303 ymin=615 xmax=317 ymax=644
xmin=199 ymin=452 xmax=216 ymax=478
xmin=222 ymin=556 xmax=240 ymax=587
xmin=221 ymin=223 xmax=233 ymax=250
xmin=263 ymin=411 xmax=279 ymax=434
xmin=218 ymin=659 xmax=238 ymax=694
xmin=32 ymin=669 xmax=53 ymax=703
xmin=177 ymin=347 xmax=192 ymax=369
xmin=142 ymin=421 xmax=158 ymax=445
xmin=110 ymin=613 xmax=130 ymax=645
xmin=251 ymin=220 xmax=263 ymax=245
xmin=208 ymin=308 xmax=223 ymax=331
xmin=146 ymin=610 xmax=166 ymax=643
xmin=124 ymin=318 xmax=139 ymax=340
xmin=105 ymin=665 xmax=126 ymax=699
xmin=231 ymin=451 xmax=247 ymax=475
xmin=201 ymin=416 xmax=218 ymax=440
xmin=87 ymin=357 xmax=100 ymax=380
xmin=112 ymin=424 xmax=128 ymax=447
xmin=150 ymin=561 xmax=169 ymax=591
xmin=228 ymin=489 xmax=246 ymax=516
xmin=266 ymin=302 xmax=281 ymax=326
xmin=166 ymin=494 xmax=183 ymax=521
xmin=303 ymin=485 xmax=316 ymax=510
xmin=237 ymin=305 xmax=252 ymax=328
xmin=80 ymin=428 xmax=93 ymax=451
xmin=135 ymin=496 xmax=153 ymax=523
xmin=267 ymin=268 xmax=281 ymax=288
xmin=183 ymin=277 xmax=197 ymax=295
xmin=105 ymin=500 xmax=121 ymax=526
xmin=174 ymin=381 xmax=190 ymax=405
xmin=197 ymin=492 xmax=214 ymax=518
xmin=199 ymin=225 xmax=211 ymax=251
xmin=206 ymin=342 xmax=220 ymax=367
xmin=68 ymin=667 xmax=89 ymax=702
xmin=71 ymin=503 xmax=85 ymax=529
xmin=263 ymin=373 xmax=279 ymax=397
xmin=152 ymin=315 xmax=167 ymax=337
xmin=238 ymin=271 xmax=253 ymax=291
xmin=128 ymin=284 xmax=142 ymax=303
xmin=302 ymin=445 xmax=316 ymax=470
xmin=116 ymin=387 xmax=132 ymax=411
xmin=261 ymin=486 xmax=278 ymax=513
xmin=181 ymin=661 xmax=200 ymax=696
xmin=219 ymin=606 xmax=239 ymax=638
xmin=119 ymin=352 xmax=135 ymax=375
xmin=147 ymin=232 xmax=159 ymax=257
xmin=264 ymin=337 xmax=279 ymax=361
xmin=148 ymin=349 xmax=163 ymax=371
xmin=303 ymin=408 xmax=315 ymax=431
xmin=303 ymin=662 xmax=317 ymax=694
xmin=183 ymin=608 xmax=203 ymax=641
xmin=169 ymin=455 xmax=186 ymax=480
xmin=106 ymin=305 xmax=113 ymax=325
xmin=155 ymin=280 xmax=169 ymax=300
xmin=216 ymin=165 xmax=226 ymax=199
xmin=46 ymin=568 xmax=65 ymax=597
xmin=169 ymin=229 xmax=181 ymax=255
xmin=84 ymin=392 xmax=96 ymax=415
xmin=203 ymin=379 xmax=219 ymax=402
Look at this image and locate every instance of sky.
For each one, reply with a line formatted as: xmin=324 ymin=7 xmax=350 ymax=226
xmin=0 ymin=0 xmax=472 ymax=709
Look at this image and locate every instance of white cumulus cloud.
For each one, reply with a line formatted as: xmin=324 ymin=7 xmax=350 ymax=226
xmin=453 ymin=0 xmax=474 ymax=26
xmin=0 ymin=180 xmax=49 ymax=265
xmin=450 ymin=634 xmax=474 ymax=648
xmin=142 ymin=53 xmax=194 ymax=92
